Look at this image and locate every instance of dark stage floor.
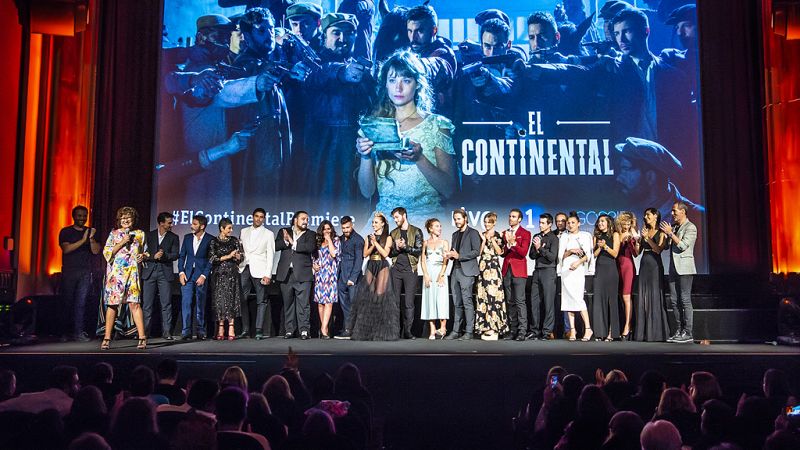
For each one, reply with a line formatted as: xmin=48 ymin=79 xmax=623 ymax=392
xmin=2 ymin=339 xmax=798 ymax=449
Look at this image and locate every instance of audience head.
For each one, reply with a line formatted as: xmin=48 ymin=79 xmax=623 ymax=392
xmin=263 ymin=375 xmax=294 ymax=403
xmin=605 ymin=369 xmax=628 ymax=384
xmin=50 ymin=365 xmax=80 ymax=397
xmin=690 ymin=371 xmax=722 ymax=407
xmin=606 ymin=410 xmax=645 ymax=446
xmin=156 ymin=358 xmax=179 ymax=382
xmin=110 ymin=397 xmax=157 ymax=442
xmin=700 ymin=399 xmax=734 ymax=438
xmin=311 ymin=373 xmax=335 ymax=404
xmin=220 ymin=366 xmax=248 ymax=392
xmin=169 ymin=415 xmax=217 ymax=450
xmin=129 ymin=365 xmax=156 ymax=397
xmin=546 ymin=366 xmax=568 ymax=386
xmin=639 ymin=370 xmax=667 ymax=396
xmin=641 ymin=419 xmax=682 ymax=450
xmin=0 ymin=369 xmax=16 ymax=399
xmin=186 ymin=379 xmax=220 ymax=412
xmin=577 ymin=384 xmax=616 ymax=423
xmin=246 ymin=391 xmax=272 ymax=417
xmin=765 ymin=429 xmax=800 ymax=450
xmin=90 ymin=362 xmax=113 ymax=385
xmin=68 ymin=432 xmax=111 ymax=450
xmin=562 ymin=373 xmax=585 ymax=399
xmin=70 ymin=385 xmax=107 ymax=417
xmin=763 ymin=368 xmax=792 ymax=398
xmin=657 ymin=387 xmax=696 ymax=416
xmin=335 ymin=363 xmax=365 ymax=393
xmin=215 ymin=387 xmax=248 ymax=429
xmin=303 ymin=408 xmax=336 ymax=439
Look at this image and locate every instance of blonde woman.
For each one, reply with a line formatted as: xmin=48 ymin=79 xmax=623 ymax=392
xmin=475 ymin=212 xmax=508 ymax=340
xmin=615 ymin=212 xmax=639 ymax=340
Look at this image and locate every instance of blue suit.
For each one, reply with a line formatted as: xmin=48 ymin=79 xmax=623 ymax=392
xmin=337 ymin=231 xmax=364 ymax=330
xmin=178 ymin=232 xmax=214 ymax=337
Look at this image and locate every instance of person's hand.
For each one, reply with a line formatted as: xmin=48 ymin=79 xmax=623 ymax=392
xmin=283 ymin=229 xmax=293 ymax=245
xmin=437 ymin=274 xmax=445 ymax=287
xmin=369 ymin=234 xmax=377 ymax=246
xmin=397 ymin=141 xmax=422 ymax=162
xmin=469 ymin=69 xmax=488 ymax=88
xmin=261 ymin=276 xmax=271 ymax=285
xmin=423 ymin=275 xmax=431 ymax=288
xmin=596 ymin=239 xmax=606 ymax=250
xmin=504 ymin=230 xmax=516 ymax=246
xmin=196 ymin=276 xmax=206 ymax=286
xmin=256 ymin=70 xmax=282 ymax=91
xmin=288 ymin=61 xmax=311 ymax=82
xmin=356 ymin=137 xmax=374 ymax=158
xmin=120 ymin=232 xmax=131 ymax=246
xmin=346 ymin=280 xmax=355 ymax=286
xmin=179 ymin=273 xmax=187 ymax=286
xmin=136 ymin=253 xmax=145 ymax=264
xmin=324 ymin=233 xmax=333 ymax=245
xmin=449 ymin=249 xmax=460 ymax=260
xmin=224 ymin=129 xmax=253 ymax=156
xmin=533 ymin=235 xmax=542 ymax=250
xmin=342 ymin=61 xmax=366 ymax=83
xmin=227 ymin=249 xmax=239 ymax=259
xmin=89 ymin=228 xmax=97 ymax=240
xmin=285 ymin=346 xmax=300 ymax=371
xmin=659 ymin=221 xmax=673 ymax=235
xmin=569 ymin=261 xmax=580 ymax=271
xmin=395 ymin=237 xmax=406 ymax=250
xmin=192 ymin=68 xmax=224 ymax=95
xmin=313 ymin=263 xmax=320 ymax=273
xmin=542 ymin=380 xmax=563 ymax=406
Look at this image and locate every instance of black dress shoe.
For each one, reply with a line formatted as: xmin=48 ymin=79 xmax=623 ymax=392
xmin=197 ymin=335 xmax=207 ymax=341
xmin=162 ymin=334 xmax=174 ymax=341
xmin=460 ymin=333 xmax=474 ymax=340
xmin=502 ymin=333 xmax=514 ymax=341
xmin=403 ymin=332 xmax=416 ymax=340
xmin=300 ymin=331 xmax=310 ymax=340
xmin=444 ymin=332 xmax=461 ymax=340
xmin=180 ymin=335 xmax=192 ymax=341
xmin=284 ymin=332 xmax=294 ymax=339
xmin=515 ymin=334 xmax=527 ymax=341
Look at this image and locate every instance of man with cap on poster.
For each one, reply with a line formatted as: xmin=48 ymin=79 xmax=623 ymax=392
xmin=286 ymin=2 xmax=324 ymax=53
xmin=613 ymin=137 xmax=704 ymax=216
xmin=337 ymin=0 xmax=377 ymax=61
xmin=296 ymin=12 xmax=375 ymax=214
xmin=660 ymin=4 xmax=699 ymax=101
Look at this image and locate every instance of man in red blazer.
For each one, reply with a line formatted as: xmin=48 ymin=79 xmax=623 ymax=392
xmin=502 ymin=208 xmax=531 ymax=340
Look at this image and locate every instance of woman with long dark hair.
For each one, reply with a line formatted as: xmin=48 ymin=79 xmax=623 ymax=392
xmin=208 ymin=218 xmax=243 ymax=340
xmin=592 ymin=214 xmax=621 ymax=341
xmin=313 ymin=220 xmax=341 ymax=339
xmin=356 ymin=50 xmax=456 ymax=224
xmin=635 ymin=208 xmax=670 ymax=341
xmin=101 ymin=207 xmax=147 ymax=350
xmin=348 ymin=213 xmax=400 ymax=340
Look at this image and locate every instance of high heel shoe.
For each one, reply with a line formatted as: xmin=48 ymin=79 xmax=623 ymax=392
xmin=227 ymin=335 xmax=236 ymax=341
xmin=435 ymin=328 xmax=446 ymax=339
xmin=581 ymin=328 xmax=594 ymax=341
xmin=568 ymin=330 xmax=577 ymax=341
xmin=137 ymin=337 xmax=147 ymax=350
xmin=620 ymin=333 xmax=630 ymax=341
xmin=429 ymin=334 xmax=436 ymax=340
xmin=100 ymin=338 xmax=111 ymax=350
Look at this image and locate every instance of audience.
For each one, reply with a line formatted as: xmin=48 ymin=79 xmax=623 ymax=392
xmin=0 ymin=369 xmax=16 ymax=402
xmin=215 ymin=387 xmax=269 ymax=450
xmin=220 ymin=366 xmax=248 ymax=392
xmin=0 ymin=365 xmax=78 ymax=416
xmin=601 ymin=410 xmax=644 ymax=450
xmin=653 ymin=387 xmax=701 ymax=446
xmin=690 ymin=371 xmax=723 ymax=409
xmin=641 ymin=419 xmax=683 ymax=450
xmin=154 ymin=358 xmax=186 ymax=405
xmin=245 ymin=392 xmax=287 ymax=448
xmin=129 ymin=365 xmax=169 ymax=405
xmin=108 ymin=397 xmax=168 ymax=450
xmin=88 ymin=362 xmax=120 ymax=412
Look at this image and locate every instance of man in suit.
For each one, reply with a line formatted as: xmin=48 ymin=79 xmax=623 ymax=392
xmin=389 ymin=207 xmax=423 ymax=339
xmin=238 ymin=208 xmax=275 ymax=340
xmin=275 ymin=211 xmax=317 ymax=340
xmin=502 ymin=208 xmax=532 ymax=340
xmin=660 ymin=201 xmax=698 ymax=343
xmin=177 ymin=214 xmax=214 ymax=340
xmin=528 ymin=213 xmax=560 ymax=340
xmin=445 ymin=209 xmax=482 ymax=340
xmin=141 ymin=212 xmax=180 ymax=340
xmin=335 ymin=216 xmax=364 ymax=339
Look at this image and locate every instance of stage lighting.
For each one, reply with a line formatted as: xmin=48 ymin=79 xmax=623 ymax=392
xmin=776 ymin=297 xmax=800 ymax=346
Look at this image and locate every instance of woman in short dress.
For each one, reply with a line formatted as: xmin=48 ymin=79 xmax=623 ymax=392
xmin=101 ymin=207 xmax=147 ymax=350
xmin=420 ymin=218 xmax=449 ymax=339
xmin=475 ymin=212 xmax=509 ymax=340
xmin=208 ymin=218 xmax=244 ymax=340
xmin=557 ymin=212 xmax=594 ymax=341
xmin=615 ymin=212 xmax=640 ymax=340
xmin=312 ymin=220 xmax=341 ymax=339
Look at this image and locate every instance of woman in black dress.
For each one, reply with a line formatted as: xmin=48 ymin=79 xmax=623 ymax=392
xmin=635 ymin=208 xmax=670 ymax=341
xmin=208 ymin=218 xmax=244 ymax=340
xmin=349 ymin=213 xmax=400 ymax=341
xmin=592 ymin=214 xmax=621 ymax=341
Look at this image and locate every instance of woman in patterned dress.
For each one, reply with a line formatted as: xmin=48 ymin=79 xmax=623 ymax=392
xmin=420 ymin=218 xmax=449 ymax=339
xmin=208 ymin=218 xmax=244 ymax=340
xmin=312 ymin=220 xmax=341 ymax=339
xmin=101 ymin=207 xmax=147 ymax=350
xmin=356 ymin=50 xmax=457 ymax=226
xmin=475 ymin=212 xmax=509 ymax=340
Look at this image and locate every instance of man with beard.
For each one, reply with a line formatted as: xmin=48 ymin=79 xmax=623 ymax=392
xmin=337 ymin=0 xmax=377 ymax=60
xmin=298 ymin=12 xmax=375 ymax=214
xmin=58 ymin=205 xmax=101 ymax=341
xmin=275 ymin=211 xmax=317 ymax=340
xmin=389 ymin=207 xmax=423 ymax=339
xmin=405 ymin=5 xmax=456 ymax=114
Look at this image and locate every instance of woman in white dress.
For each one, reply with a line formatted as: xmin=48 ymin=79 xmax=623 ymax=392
xmin=420 ymin=218 xmax=450 ymax=339
xmin=557 ymin=212 xmax=594 ymax=341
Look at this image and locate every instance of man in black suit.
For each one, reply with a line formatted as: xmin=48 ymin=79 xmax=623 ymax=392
xmin=445 ymin=209 xmax=482 ymax=340
xmin=141 ymin=212 xmax=180 ymax=339
xmin=528 ymin=213 xmax=560 ymax=340
xmin=275 ymin=211 xmax=317 ymax=340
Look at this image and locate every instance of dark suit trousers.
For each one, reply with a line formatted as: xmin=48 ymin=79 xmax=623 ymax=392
xmin=503 ymin=269 xmax=528 ymax=334
xmin=451 ymin=266 xmax=476 ymax=335
xmin=280 ymin=269 xmax=311 ymax=335
xmin=240 ymin=265 xmax=271 ymax=335
xmin=530 ymin=267 xmax=556 ymax=336
xmin=61 ymin=271 xmax=92 ymax=336
xmin=668 ymin=270 xmax=694 ymax=334
xmin=391 ymin=268 xmax=417 ymax=335
xmin=337 ymin=280 xmax=358 ymax=331
xmin=143 ymin=269 xmax=173 ymax=336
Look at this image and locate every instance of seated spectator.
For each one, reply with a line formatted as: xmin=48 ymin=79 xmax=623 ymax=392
xmin=130 ymin=365 xmax=169 ymax=405
xmin=154 ymin=358 xmax=186 ymax=405
xmin=263 ymin=375 xmax=304 ymax=437
xmin=0 ymin=365 xmax=79 ymax=416
xmin=597 ymin=368 xmax=636 ymax=409
xmin=158 ymin=378 xmax=218 ymax=423
xmin=0 ymin=369 xmax=16 ymax=402
xmin=246 ymin=392 xmax=287 ymax=448
xmin=533 ymin=374 xmax=584 ymax=450
xmin=763 ymin=368 xmax=795 ymax=417
xmin=690 ymin=371 xmax=723 ymax=410
xmin=64 ymin=385 xmax=110 ymax=442
xmin=733 ymin=395 xmax=777 ymax=450
xmin=601 ymin=410 xmax=644 ymax=450
xmin=280 ymin=366 xmax=312 ymax=411
xmin=556 ymin=384 xmax=616 ymax=449
xmin=334 ymin=363 xmax=373 ymax=437
xmin=220 ymin=366 xmax=248 ymax=392
xmin=620 ymin=370 xmax=667 ymax=421
xmin=108 ymin=397 xmax=168 ymax=450
xmin=764 ymin=429 xmax=800 ymax=450
xmin=168 ymin=413 xmax=216 ymax=450
xmin=281 ymin=408 xmax=356 ymax=450
xmin=88 ymin=362 xmax=120 ymax=412
xmin=311 ymin=373 xmax=334 ymax=406
xmin=694 ymin=399 xmax=735 ymax=450
xmin=641 ymin=419 xmax=682 ymax=450
xmin=215 ymin=387 xmax=270 ymax=450
xmin=68 ymin=432 xmax=111 ymax=450
xmin=654 ymin=387 xmax=701 ymax=446
xmin=29 ymin=408 xmax=67 ymax=449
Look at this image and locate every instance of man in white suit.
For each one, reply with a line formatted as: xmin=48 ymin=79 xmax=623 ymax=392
xmin=660 ymin=201 xmax=698 ymax=343
xmin=239 ymin=208 xmax=275 ymax=340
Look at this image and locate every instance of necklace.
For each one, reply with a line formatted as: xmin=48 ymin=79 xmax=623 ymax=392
xmin=397 ymin=108 xmax=418 ymax=124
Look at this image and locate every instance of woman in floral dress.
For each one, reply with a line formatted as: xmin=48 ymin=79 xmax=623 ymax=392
xmin=313 ymin=220 xmax=341 ymax=339
xmin=475 ymin=212 xmax=509 ymax=340
xmin=101 ymin=206 xmax=147 ymax=350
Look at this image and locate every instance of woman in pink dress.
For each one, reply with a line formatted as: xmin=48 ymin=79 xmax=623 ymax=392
xmin=615 ymin=212 xmax=640 ymax=340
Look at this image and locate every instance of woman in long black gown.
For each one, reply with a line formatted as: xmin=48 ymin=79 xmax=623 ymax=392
xmin=592 ymin=214 xmax=621 ymax=341
xmin=349 ymin=213 xmax=400 ymax=341
xmin=208 ymin=218 xmax=244 ymax=340
xmin=635 ymin=208 xmax=670 ymax=341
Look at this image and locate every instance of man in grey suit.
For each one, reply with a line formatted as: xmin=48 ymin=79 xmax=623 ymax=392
xmin=445 ymin=209 xmax=482 ymax=340
xmin=660 ymin=201 xmax=698 ymax=343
